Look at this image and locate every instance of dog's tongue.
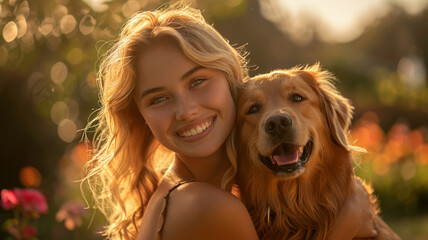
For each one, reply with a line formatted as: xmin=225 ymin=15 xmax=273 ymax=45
xmin=272 ymin=145 xmax=299 ymax=166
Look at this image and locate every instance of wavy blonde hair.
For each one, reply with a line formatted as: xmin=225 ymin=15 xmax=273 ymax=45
xmin=83 ymin=3 xmax=248 ymax=239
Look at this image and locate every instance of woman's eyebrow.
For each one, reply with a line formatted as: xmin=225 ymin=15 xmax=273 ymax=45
xmin=140 ymin=87 xmax=165 ymax=99
xmin=181 ymin=65 xmax=204 ymax=80
xmin=140 ymin=66 xmax=206 ymax=99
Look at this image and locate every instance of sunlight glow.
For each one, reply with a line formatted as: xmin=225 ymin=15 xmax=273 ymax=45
xmin=260 ymin=0 xmax=428 ymax=44
xmin=394 ymin=0 xmax=428 ymax=15
xmin=82 ymin=0 xmax=112 ymax=12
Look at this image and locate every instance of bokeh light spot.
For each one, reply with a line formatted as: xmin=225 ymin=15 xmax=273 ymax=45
xmin=67 ymin=99 xmax=80 ymax=121
xmin=16 ymin=1 xmax=30 ymax=18
xmin=373 ymin=155 xmax=390 ymax=176
xmin=122 ymin=0 xmax=141 ymax=17
xmin=67 ymin=48 xmax=83 ymax=65
xmin=82 ymin=0 xmax=109 ymax=12
xmin=3 ymin=21 xmax=18 ymax=43
xmin=415 ymin=144 xmax=428 ymax=165
xmin=19 ymin=166 xmax=42 ymax=187
xmin=71 ymin=142 xmax=91 ymax=168
xmin=60 ymin=15 xmax=77 ymax=35
xmin=227 ymin=0 xmax=242 ymax=7
xmin=9 ymin=0 xmax=18 ymax=7
xmin=51 ymin=101 xmax=70 ymax=124
xmin=16 ymin=15 xmax=28 ymax=38
xmin=54 ymin=5 xmax=69 ymax=20
xmin=50 ymin=61 xmax=68 ymax=85
xmin=79 ymin=15 xmax=96 ymax=35
xmin=86 ymin=71 xmax=97 ymax=88
xmin=401 ymin=159 xmax=416 ymax=181
xmin=58 ymin=119 xmax=77 ymax=143
xmin=39 ymin=17 xmax=55 ymax=36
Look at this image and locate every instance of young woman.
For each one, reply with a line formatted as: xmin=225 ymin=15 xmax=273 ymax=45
xmin=84 ymin=3 xmax=377 ymax=240
xmin=84 ymin=3 xmax=257 ymax=240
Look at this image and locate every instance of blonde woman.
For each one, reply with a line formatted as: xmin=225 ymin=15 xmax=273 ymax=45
xmin=84 ymin=3 xmax=376 ymax=240
xmin=84 ymin=3 xmax=257 ymax=240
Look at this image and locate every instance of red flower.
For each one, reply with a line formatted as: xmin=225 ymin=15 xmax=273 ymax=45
xmin=13 ymin=188 xmax=48 ymax=214
xmin=1 ymin=189 xmax=18 ymax=210
xmin=6 ymin=224 xmax=37 ymax=240
xmin=22 ymin=225 xmax=37 ymax=239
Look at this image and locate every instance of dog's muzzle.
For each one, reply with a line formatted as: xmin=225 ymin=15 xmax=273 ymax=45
xmin=258 ymin=113 xmax=314 ymax=178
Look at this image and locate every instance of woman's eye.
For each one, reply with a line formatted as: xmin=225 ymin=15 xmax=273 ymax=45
xmin=150 ymin=96 xmax=167 ymax=105
xmin=291 ymin=94 xmax=304 ymax=103
xmin=247 ymin=103 xmax=261 ymax=115
xmin=190 ymin=78 xmax=206 ymax=88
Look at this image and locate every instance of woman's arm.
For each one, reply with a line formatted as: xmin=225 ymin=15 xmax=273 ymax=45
xmin=328 ymin=179 xmax=378 ymax=240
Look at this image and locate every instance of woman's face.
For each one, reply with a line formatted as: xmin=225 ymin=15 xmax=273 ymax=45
xmin=134 ymin=39 xmax=236 ymax=159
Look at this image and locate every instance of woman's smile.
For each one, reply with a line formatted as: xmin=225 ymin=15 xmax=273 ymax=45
xmin=176 ymin=116 xmax=216 ymax=141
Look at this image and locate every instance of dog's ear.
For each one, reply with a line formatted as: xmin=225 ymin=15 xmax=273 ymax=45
xmin=298 ymin=65 xmax=353 ymax=149
xmin=320 ymin=85 xmax=353 ymax=148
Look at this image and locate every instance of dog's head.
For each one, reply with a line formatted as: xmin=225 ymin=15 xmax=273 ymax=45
xmin=238 ymin=64 xmax=353 ymax=179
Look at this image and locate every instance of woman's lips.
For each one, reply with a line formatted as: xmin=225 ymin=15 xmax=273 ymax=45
xmin=176 ymin=116 xmax=216 ymax=140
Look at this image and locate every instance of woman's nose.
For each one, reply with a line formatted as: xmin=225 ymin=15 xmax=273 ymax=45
xmin=175 ymin=95 xmax=199 ymax=121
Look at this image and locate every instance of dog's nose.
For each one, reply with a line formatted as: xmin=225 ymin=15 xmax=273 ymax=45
xmin=265 ymin=114 xmax=293 ymax=135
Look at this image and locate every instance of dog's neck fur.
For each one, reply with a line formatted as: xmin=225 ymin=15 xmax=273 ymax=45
xmin=238 ymin=141 xmax=355 ymax=240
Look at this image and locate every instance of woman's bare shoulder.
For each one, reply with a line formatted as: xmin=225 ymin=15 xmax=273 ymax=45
xmin=162 ymin=182 xmax=259 ymax=240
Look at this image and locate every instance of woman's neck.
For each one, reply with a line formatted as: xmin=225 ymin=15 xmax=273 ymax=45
xmin=172 ymin=146 xmax=230 ymax=188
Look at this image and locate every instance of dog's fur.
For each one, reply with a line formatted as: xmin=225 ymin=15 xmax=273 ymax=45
xmin=236 ymin=64 xmax=400 ymax=240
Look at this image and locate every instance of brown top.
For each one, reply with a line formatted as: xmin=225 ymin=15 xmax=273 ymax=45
xmin=156 ymin=181 xmax=193 ymax=240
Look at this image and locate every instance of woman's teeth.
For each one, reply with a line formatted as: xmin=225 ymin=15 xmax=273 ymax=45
xmin=179 ymin=119 xmax=212 ymax=138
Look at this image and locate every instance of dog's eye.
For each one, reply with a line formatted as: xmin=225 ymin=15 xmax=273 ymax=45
xmin=291 ymin=94 xmax=304 ymax=103
xmin=247 ymin=104 xmax=261 ymax=114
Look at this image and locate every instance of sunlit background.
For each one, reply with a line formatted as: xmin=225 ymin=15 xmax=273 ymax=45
xmin=1 ymin=0 xmax=427 ymax=239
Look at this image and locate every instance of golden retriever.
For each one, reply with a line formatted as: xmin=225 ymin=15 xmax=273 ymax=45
xmin=236 ymin=64 xmax=401 ymax=240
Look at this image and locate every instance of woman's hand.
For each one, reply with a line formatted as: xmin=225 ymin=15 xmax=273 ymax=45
xmin=328 ymin=178 xmax=378 ymax=240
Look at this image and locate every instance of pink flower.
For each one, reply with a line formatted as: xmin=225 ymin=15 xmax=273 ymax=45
xmin=6 ymin=225 xmax=21 ymax=239
xmin=1 ymin=189 xmax=18 ymax=210
xmin=13 ymin=188 xmax=48 ymax=214
xmin=56 ymin=201 xmax=88 ymax=230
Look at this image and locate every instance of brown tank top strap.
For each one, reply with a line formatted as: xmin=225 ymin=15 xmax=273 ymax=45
xmin=156 ymin=180 xmax=193 ymax=240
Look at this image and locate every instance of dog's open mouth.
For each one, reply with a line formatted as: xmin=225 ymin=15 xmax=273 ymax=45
xmin=259 ymin=138 xmax=313 ymax=175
